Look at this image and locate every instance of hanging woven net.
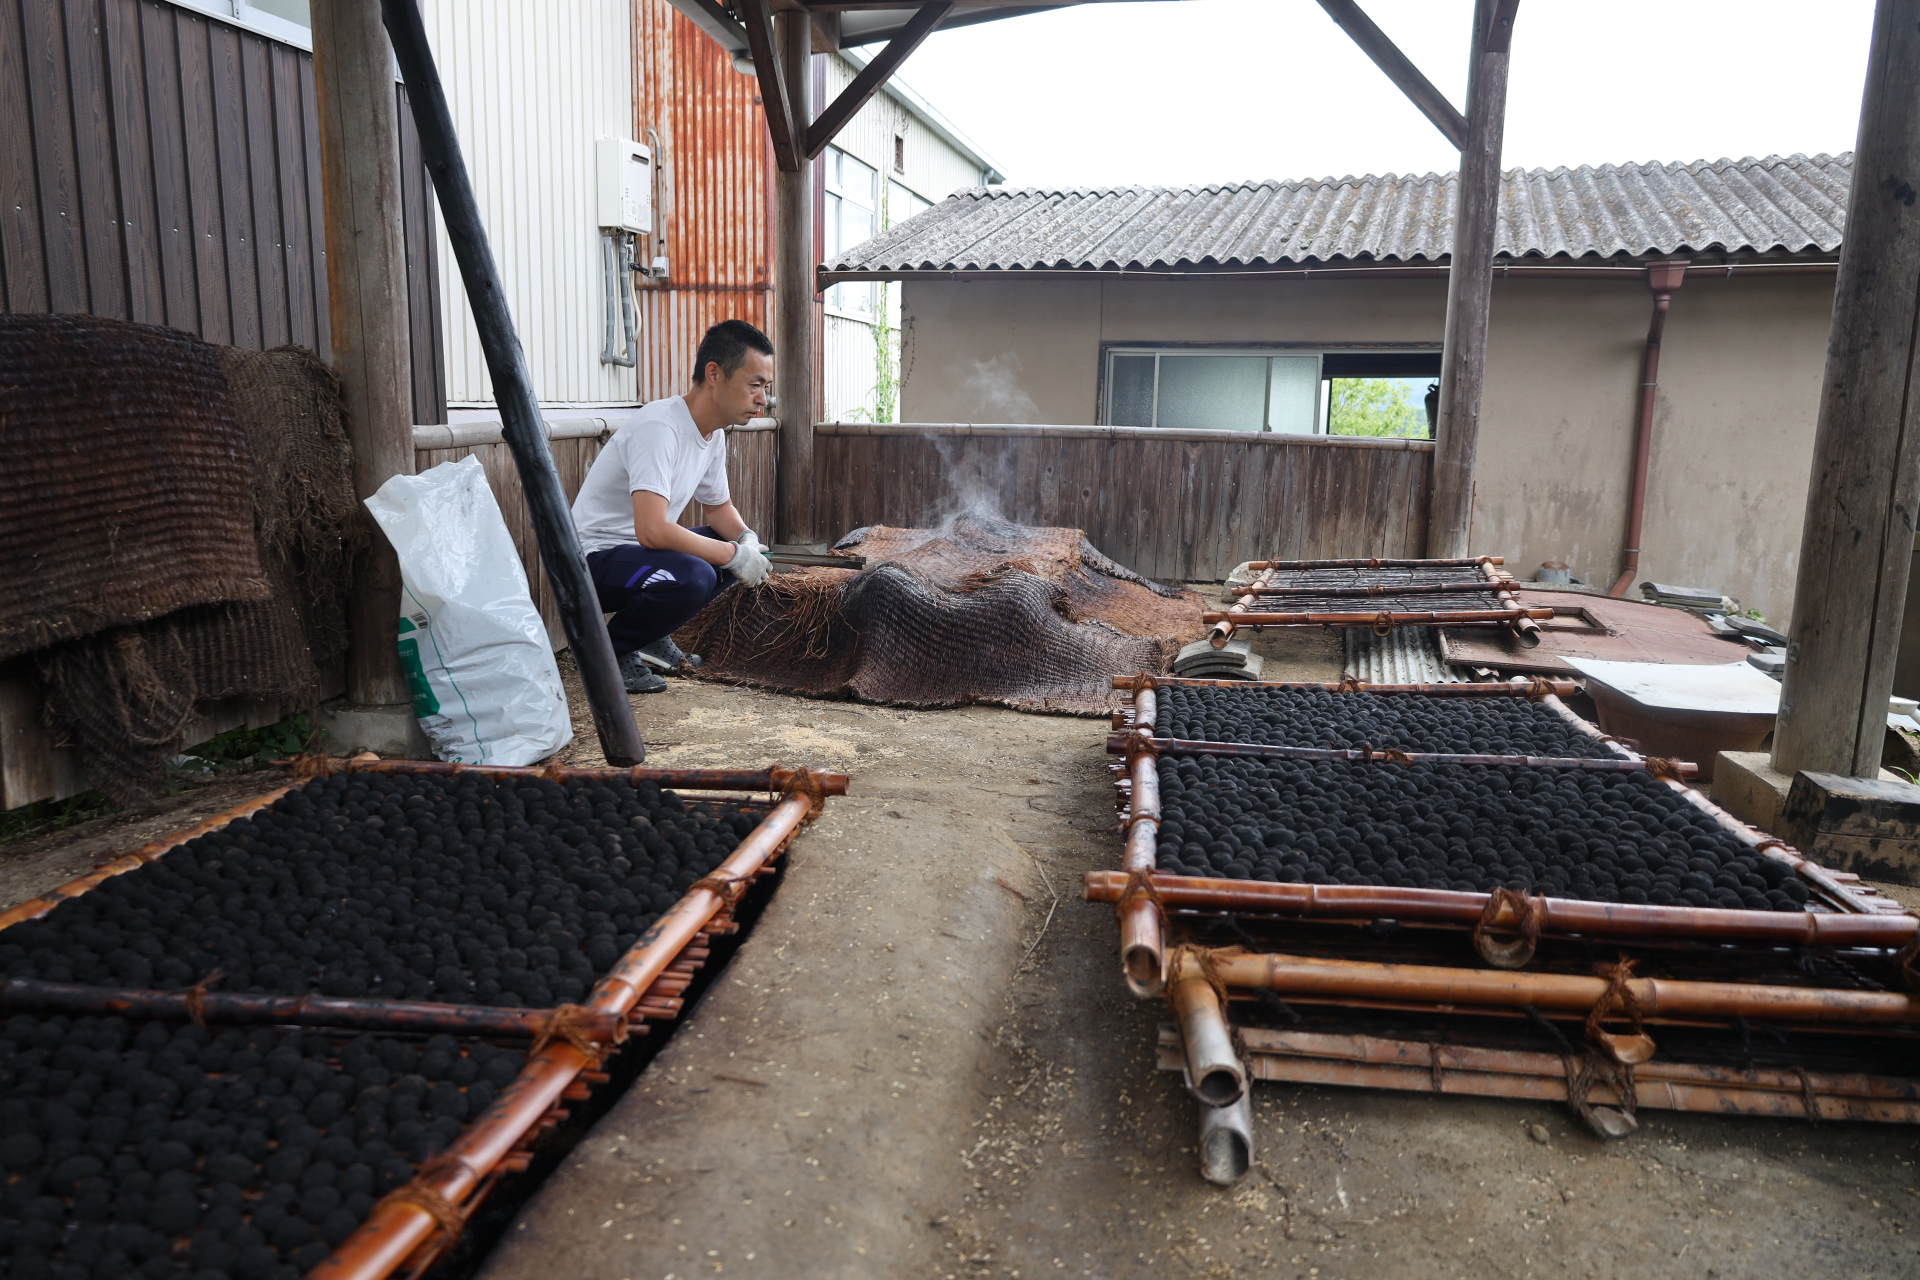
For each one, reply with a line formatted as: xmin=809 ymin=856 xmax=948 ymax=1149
xmin=674 ymin=512 xmax=1205 ymax=714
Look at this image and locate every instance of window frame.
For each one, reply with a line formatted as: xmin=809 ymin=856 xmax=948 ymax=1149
xmin=1097 ymin=342 xmax=1442 ymax=435
xmin=823 ymin=145 xmax=880 ymax=323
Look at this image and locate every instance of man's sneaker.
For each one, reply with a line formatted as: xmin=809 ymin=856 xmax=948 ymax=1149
xmin=618 ymin=650 xmax=668 ymax=694
xmin=638 ymin=636 xmax=702 ymax=671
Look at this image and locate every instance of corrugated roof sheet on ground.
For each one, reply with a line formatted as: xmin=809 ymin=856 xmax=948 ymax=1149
xmin=831 ymin=154 xmax=1849 ymax=274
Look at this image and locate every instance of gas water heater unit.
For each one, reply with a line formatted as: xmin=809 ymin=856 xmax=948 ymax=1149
xmin=595 ymin=138 xmax=653 ymax=234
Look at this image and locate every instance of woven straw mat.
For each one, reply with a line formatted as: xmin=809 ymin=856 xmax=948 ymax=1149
xmin=674 ymin=512 xmax=1205 ymax=714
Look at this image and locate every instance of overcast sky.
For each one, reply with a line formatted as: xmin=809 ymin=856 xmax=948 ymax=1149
xmin=869 ymin=0 xmax=1875 ymax=189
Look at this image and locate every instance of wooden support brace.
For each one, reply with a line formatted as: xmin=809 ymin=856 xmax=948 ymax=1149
xmin=804 ymin=3 xmax=952 ymax=159
xmin=741 ymin=0 xmax=800 ymax=172
xmin=1314 ymin=0 xmax=1468 ymax=148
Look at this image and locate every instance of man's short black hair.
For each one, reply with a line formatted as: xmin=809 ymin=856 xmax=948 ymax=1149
xmin=693 ymin=319 xmax=774 ymax=386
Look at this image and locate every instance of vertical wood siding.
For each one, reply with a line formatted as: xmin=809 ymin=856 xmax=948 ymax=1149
xmin=0 ymin=0 xmax=444 ymax=423
xmin=811 ymin=426 xmax=1433 ymax=580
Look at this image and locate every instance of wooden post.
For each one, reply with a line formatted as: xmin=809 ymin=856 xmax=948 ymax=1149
xmin=1772 ymin=0 xmax=1920 ymax=779
xmin=773 ymin=10 xmax=818 ymax=544
xmin=311 ymin=0 xmax=413 ymax=707
xmin=1426 ymin=0 xmax=1516 ymax=559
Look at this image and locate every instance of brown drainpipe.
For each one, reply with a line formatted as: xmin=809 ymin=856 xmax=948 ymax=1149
xmin=1610 ymin=259 xmax=1690 ymax=597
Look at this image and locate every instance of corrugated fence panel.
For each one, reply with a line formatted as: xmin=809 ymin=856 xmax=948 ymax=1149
xmin=632 ymin=0 xmax=771 ymax=401
xmin=425 ymin=0 xmax=635 ymax=408
xmin=811 ymin=426 xmax=1432 ymax=580
xmin=0 ymin=0 xmax=442 ymax=415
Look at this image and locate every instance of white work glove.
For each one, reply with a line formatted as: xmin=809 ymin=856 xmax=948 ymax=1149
xmin=725 ymin=537 xmax=772 ymax=587
xmin=735 ymin=527 xmax=767 ymax=555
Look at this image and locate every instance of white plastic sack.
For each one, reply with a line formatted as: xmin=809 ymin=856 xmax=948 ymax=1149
xmin=364 ymin=456 xmax=573 ymax=765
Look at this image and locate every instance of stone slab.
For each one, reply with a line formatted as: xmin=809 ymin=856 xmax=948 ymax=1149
xmin=314 ymin=699 xmax=434 ymax=759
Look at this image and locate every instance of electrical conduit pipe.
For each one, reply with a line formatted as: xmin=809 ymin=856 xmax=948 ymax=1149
xmin=1611 ymin=260 xmax=1689 ymax=596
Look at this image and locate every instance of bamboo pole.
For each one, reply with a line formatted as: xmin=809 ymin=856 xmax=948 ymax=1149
xmin=1163 ymin=1025 xmax=1920 ymax=1123
xmin=312 ymin=787 xmax=821 ymax=1280
xmin=1201 ymin=607 xmax=1554 ymax=628
xmin=1082 ymin=871 xmax=1916 ymax=950
xmin=0 ymin=979 xmax=628 ymax=1042
xmin=1108 ymin=733 xmax=1697 ymax=777
xmin=1249 ymin=557 xmax=1504 ymax=571
xmin=1170 ymin=949 xmax=1245 ymax=1106
xmin=1114 ymin=675 xmax=1579 ymax=697
xmin=1118 ymin=702 xmax=1167 ymax=997
xmin=1207 ymin=950 xmax=1920 ymax=1028
xmin=1235 ymin=580 xmax=1518 ymax=599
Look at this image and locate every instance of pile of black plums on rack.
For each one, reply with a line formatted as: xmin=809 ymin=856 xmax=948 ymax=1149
xmin=0 ymin=1013 xmax=526 ymax=1280
xmin=1154 ymin=755 xmax=1809 ymax=912
xmin=1155 ymin=686 xmax=1617 ymax=759
xmin=0 ymin=771 xmax=764 ymax=1009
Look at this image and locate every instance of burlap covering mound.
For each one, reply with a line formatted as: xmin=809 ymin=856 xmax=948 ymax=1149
xmin=674 ymin=512 xmax=1204 ymax=714
xmin=31 ymin=342 xmax=358 ymax=800
xmin=0 ymin=314 xmax=270 ymax=662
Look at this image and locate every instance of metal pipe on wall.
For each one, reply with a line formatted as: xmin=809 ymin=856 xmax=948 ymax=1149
xmin=1610 ymin=260 xmax=1688 ymax=597
xmin=381 ymin=0 xmax=647 ymax=767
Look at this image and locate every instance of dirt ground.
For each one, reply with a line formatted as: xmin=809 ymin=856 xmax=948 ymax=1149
xmin=6 ymin=625 xmax=1920 ymax=1280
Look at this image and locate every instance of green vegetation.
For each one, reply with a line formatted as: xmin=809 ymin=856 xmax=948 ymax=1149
xmin=1327 ymin=378 xmax=1430 ymax=438
xmin=174 ymin=711 xmax=321 ymax=775
xmin=0 ymin=791 xmax=117 ymax=845
xmin=871 ymin=281 xmax=900 ymax=425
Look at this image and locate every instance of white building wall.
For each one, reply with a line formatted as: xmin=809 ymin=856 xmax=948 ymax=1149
xmin=820 ymin=53 xmax=992 ymax=423
xmin=423 ymin=0 xmax=638 ymax=408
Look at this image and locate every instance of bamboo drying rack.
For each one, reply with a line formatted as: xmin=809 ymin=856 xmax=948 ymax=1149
xmin=1096 ymin=672 xmax=1920 ymax=1146
xmin=1202 ymin=556 xmax=1550 ymax=650
xmin=0 ymin=755 xmax=847 ymax=1280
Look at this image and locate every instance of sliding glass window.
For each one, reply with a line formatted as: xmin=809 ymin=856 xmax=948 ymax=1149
xmin=1103 ymin=349 xmax=1323 ymax=433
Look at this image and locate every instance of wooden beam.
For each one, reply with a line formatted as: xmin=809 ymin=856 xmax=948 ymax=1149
xmin=742 ymin=0 xmax=801 ymax=173
xmin=311 ymin=0 xmax=414 ymax=709
xmin=1315 ymin=0 xmax=1467 ymax=150
xmin=1773 ymin=0 xmax=1920 ymax=778
xmin=773 ymin=10 xmax=819 ymax=540
xmin=1483 ymin=0 xmax=1520 ymax=53
xmin=1425 ymin=0 xmax=1515 ymax=558
xmin=805 ymin=2 xmax=952 ymax=160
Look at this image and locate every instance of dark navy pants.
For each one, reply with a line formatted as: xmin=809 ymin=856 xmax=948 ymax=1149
xmin=586 ymin=526 xmax=735 ymax=655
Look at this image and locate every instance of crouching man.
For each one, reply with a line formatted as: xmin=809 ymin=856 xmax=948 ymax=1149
xmin=570 ymin=319 xmax=776 ymax=694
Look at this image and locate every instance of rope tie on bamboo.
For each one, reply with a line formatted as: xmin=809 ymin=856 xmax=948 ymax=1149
xmin=1370 ymin=612 xmax=1394 ymax=636
xmin=779 ymin=769 xmax=830 ymax=825
xmin=1471 ymin=889 xmax=1544 ymax=969
xmin=1561 ymin=1050 xmax=1639 ymax=1139
xmin=1381 ymin=748 xmax=1413 ymax=766
xmin=1896 ymin=931 xmax=1920 ymax=993
xmin=689 ymin=870 xmax=750 ymax=907
xmin=374 ymin=1153 xmax=472 ymax=1247
xmin=184 ymin=969 xmax=224 ymax=1029
xmin=1584 ymin=956 xmax=1654 ymax=1064
xmin=1644 ymin=757 xmax=1686 ymax=782
xmin=1795 ymin=1066 xmax=1822 ymax=1122
xmin=1523 ymin=678 xmax=1557 ymax=703
xmin=1114 ymin=868 xmax=1163 ymax=924
xmin=1167 ymin=943 xmax=1235 ymax=1013
xmin=1336 ymin=675 xmax=1367 ymax=693
xmin=530 ymin=1003 xmax=624 ymax=1065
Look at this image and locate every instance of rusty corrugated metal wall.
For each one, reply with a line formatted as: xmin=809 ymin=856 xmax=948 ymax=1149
xmin=633 ymin=0 xmax=773 ymax=401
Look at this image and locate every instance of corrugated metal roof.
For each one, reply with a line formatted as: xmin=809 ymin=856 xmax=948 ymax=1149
xmin=827 ymin=154 xmax=1850 ymax=274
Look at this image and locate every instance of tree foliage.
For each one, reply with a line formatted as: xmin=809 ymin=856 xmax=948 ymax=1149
xmin=1327 ymin=378 xmax=1430 ymax=438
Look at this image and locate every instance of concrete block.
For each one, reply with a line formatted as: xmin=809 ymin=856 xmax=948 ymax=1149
xmin=1783 ymin=770 xmax=1920 ymax=886
xmin=1711 ymin=751 xmax=1793 ymax=836
xmin=314 ymin=699 xmax=434 ymax=759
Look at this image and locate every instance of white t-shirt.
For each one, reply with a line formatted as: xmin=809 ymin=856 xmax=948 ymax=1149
xmin=571 ymin=397 xmax=731 ymax=554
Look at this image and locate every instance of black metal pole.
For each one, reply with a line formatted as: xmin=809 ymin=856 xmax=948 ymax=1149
xmin=381 ymin=0 xmax=644 ymax=766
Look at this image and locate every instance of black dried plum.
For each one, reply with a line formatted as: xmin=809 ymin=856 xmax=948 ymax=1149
xmin=0 ymin=1015 xmax=525 ymax=1276
xmin=1156 ymin=686 xmax=1617 ymax=759
xmin=3 ymin=773 xmax=764 ymax=1007
xmin=1151 ymin=755 xmax=1803 ymax=910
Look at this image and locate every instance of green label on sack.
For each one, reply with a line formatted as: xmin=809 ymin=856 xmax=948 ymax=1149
xmin=396 ymin=634 xmax=440 ymax=717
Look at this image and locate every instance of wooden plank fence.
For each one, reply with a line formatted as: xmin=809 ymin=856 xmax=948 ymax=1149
xmin=811 ymin=423 xmax=1432 ymax=580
